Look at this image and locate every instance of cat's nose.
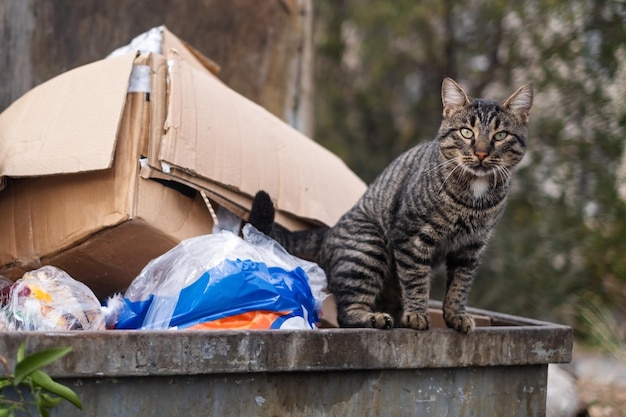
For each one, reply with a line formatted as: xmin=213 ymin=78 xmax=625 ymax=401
xmin=475 ymin=151 xmax=488 ymax=161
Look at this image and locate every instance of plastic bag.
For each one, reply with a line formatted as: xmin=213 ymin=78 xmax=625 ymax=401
xmin=108 ymin=224 xmax=327 ymax=330
xmin=0 ymin=275 xmax=12 ymax=292
xmin=0 ymin=266 xmax=106 ymax=331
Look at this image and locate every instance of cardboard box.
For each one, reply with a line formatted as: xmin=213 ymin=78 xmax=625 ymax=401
xmin=0 ymin=28 xmax=366 ymax=299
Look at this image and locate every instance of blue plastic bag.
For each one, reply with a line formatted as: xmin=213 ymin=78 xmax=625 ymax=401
xmin=107 ymin=225 xmax=327 ymax=330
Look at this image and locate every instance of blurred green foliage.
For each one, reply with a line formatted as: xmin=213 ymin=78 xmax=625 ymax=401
xmin=313 ymin=0 xmax=626 ymax=328
xmin=0 ymin=343 xmax=82 ymax=417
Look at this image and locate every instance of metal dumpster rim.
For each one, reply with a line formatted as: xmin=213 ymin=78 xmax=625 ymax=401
xmin=0 ymin=304 xmax=572 ymax=379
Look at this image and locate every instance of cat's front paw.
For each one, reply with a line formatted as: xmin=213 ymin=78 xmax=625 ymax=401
xmin=338 ymin=309 xmax=393 ymax=329
xmin=367 ymin=313 xmax=394 ymax=329
xmin=401 ymin=312 xmax=430 ymax=330
xmin=444 ymin=314 xmax=475 ymax=334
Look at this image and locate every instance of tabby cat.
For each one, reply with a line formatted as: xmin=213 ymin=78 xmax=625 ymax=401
xmin=249 ymin=78 xmax=533 ymax=333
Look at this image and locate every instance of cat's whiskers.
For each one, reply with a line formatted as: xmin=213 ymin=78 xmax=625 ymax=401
xmin=490 ymin=165 xmax=502 ymax=186
xmin=426 ymin=158 xmax=460 ymax=174
xmin=437 ymin=159 xmax=464 ymax=194
xmin=494 ymin=165 xmax=512 ymax=186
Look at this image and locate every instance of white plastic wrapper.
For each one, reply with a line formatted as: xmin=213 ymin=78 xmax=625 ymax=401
xmin=108 ymin=26 xmax=163 ymax=58
xmin=0 ymin=266 xmax=105 ymax=331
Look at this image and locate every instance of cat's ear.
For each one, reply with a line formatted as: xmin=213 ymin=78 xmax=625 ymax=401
xmin=503 ymin=84 xmax=533 ymax=123
xmin=441 ymin=78 xmax=470 ymax=116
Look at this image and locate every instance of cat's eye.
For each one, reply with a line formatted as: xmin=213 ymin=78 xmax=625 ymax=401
xmin=494 ymin=131 xmax=508 ymax=141
xmin=459 ymin=128 xmax=473 ymax=139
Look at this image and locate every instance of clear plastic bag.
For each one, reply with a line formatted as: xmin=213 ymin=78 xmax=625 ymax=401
xmin=0 ymin=266 xmax=106 ymax=331
xmin=108 ymin=224 xmax=327 ymax=330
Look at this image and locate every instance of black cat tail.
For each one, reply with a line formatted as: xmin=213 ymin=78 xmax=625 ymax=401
xmin=248 ymin=190 xmax=276 ymax=235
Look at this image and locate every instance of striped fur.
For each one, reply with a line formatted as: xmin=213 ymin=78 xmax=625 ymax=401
xmin=250 ymin=78 xmax=533 ymax=333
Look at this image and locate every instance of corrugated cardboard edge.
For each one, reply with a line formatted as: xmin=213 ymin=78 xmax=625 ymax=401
xmin=162 ymin=26 xmax=221 ymax=75
xmin=139 ymin=165 xmax=320 ymax=231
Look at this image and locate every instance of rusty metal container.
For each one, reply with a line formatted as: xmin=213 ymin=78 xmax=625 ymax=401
xmin=0 ymin=303 xmax=571 ymax=416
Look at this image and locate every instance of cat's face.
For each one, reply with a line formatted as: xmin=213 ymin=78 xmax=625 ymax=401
xmin=437 ymin=78 xmax=533 ymax=179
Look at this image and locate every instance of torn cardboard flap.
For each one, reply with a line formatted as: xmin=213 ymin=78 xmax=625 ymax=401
xmin=0 ymin=53 xmax=136 ymax=179
xmin=156 ymin=52 xmax=366 ymax=227
xmin=161 ymin=26 xmax=221 ymax=75
xmin=107 ymin=25 xmax=221 ymax=76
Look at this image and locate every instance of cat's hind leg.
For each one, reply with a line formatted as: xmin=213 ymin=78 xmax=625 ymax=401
xmin=392 ymin=232 xmax=434 ymax=330
xmin=328 ymin=222 xmax=394 ymax=329
xmin=332 ymin=263 xmax=394 ymax=329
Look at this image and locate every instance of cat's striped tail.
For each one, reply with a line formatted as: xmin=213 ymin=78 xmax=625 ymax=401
xmin=248 ymin=191 xmax=328 ymax=264
xmin=248 ymin=190 xmax=276 ymax=236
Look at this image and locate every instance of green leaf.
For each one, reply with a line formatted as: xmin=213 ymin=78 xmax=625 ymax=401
xmin=36 ymin=397 xmax=51 ymax=417
xmin=16 ymin=342 xmax=25 ymax=363
xmin=0 ymin=380 xmax=11 ymax=391
xmin=13 ymin=347 xmax=72 ymax=386
xmin=0 ymin=408 xmax=10 ymax=417
xmin=36 ymin=393 xmax=61 ymax=417
xmin=30 ymin=370 xmax=82 ymax=410
xmin=38 ymin=393 xmax=63 ymax=409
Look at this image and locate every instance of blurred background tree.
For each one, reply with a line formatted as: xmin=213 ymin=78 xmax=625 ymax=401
xmin=313 ymin=0 xmax=626 ymax=333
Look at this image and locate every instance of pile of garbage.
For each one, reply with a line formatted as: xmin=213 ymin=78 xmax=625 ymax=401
xmin=0 ymin=225 xmax=327 ymax=332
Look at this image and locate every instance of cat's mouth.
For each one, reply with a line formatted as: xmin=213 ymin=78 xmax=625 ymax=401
xmin=465 ymin=162 xmax=493 ymax=178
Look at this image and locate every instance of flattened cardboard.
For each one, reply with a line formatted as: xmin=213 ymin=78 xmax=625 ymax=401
xmin=0 ymin=28 xmax=366 ymax=298
xmin=156 ymin=52 xmax=366 ymax=228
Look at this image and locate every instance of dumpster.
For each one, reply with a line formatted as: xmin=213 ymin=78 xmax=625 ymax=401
xmin=0 ymin=27 xmax=572 ymax=417
xmin=0 ymin=301 xmax=572 ymax=417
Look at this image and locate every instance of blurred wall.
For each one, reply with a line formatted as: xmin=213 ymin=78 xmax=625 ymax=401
xmin=0 ymin=0 xmax=314 ymax=134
